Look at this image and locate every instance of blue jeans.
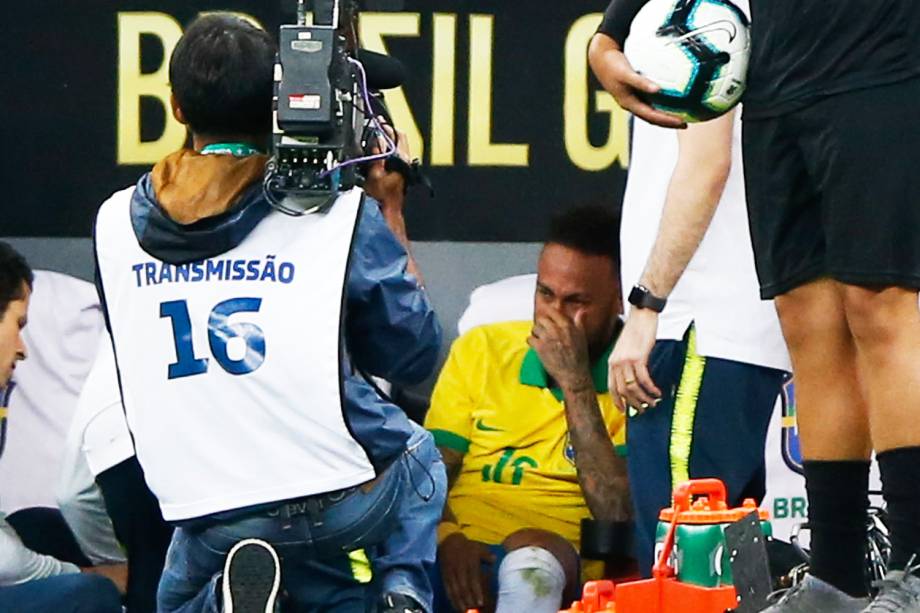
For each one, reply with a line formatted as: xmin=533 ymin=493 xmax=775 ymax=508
xmin=0 ymin=573 xmax=122 ymax=613
xmin=372 ymin=423 xmax=446 ymax=611
xmin=157 ymin=423 xmax=445 ymax=613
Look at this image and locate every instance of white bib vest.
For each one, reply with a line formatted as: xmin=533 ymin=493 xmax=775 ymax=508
xmin=95 ymin=187 xmax=375 ymax=521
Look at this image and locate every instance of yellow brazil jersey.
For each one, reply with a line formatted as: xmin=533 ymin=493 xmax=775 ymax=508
xmin=425 ymin=321 xmax=626 ymax=579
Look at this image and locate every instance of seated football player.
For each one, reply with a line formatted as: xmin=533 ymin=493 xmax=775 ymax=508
xmin=424 ymin=206 xmax=630 ymax=613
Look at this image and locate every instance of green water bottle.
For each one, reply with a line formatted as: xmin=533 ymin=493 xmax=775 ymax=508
xmin=653 ymin=480 xmax=772 ymax=588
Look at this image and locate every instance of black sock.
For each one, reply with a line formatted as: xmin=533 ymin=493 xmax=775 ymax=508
xmin=878 ymin=447 xmax=920 ymax=572
xmin=804 ymin=460 xmax=870 ymax=597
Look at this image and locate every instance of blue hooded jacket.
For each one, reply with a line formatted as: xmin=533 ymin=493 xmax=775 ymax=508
xmin=117 ymin=170 xmax=441 ymax=476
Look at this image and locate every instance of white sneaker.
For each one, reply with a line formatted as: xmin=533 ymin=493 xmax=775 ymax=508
xmin=221 ymin=539 xmax=281 ymax=613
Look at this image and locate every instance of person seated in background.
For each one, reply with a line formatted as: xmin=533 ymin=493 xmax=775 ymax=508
xmin=0 ymin=269 xmax=104 ymax=517
xmin=425 ymin=207 xmax=631 ymax=613
xmin=0 ymin=241 xmax=124 ymax=613
xmin=0 ymin=268 xmax=128 ymax=576
xmin=62 ymin=333 xmax=173 ymax=613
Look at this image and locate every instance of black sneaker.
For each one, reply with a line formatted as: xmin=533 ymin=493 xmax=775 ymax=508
xmin=221 ymin=539 xmax=281 ymax=613
xmin=379 ymin=592 xmax=425 ymax=613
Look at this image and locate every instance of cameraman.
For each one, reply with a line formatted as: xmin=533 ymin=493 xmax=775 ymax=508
xmin=93 ymin=14 xmax=443 ymax=613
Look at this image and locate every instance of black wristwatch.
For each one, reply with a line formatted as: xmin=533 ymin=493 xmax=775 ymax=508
xmin=628 ymin=284 xmax=667 ymax=313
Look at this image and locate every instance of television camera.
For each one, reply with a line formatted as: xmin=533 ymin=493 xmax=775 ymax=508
xmin=263 ymin=0 xmax=400 ymax=214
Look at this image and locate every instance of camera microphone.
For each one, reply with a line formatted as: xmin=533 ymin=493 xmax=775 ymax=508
xmin=356 ymin=49 xmax=406 ymax=90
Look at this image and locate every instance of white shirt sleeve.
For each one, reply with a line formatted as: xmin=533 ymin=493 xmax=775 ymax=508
xmin=57 ymin=412 xmax=127 ymax=565
xmin=0 ymin=516 xmax=80 ymax=586
xmin=53 ymin=335 xmax=131 ymax=565
xmin=77 ymin=338 xmax=134 ymax=477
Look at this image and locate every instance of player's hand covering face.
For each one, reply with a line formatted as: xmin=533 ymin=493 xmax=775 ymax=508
xmin=532 ymin=243 xmax=622 ymax=368
xmin=529 ymin=308 xmax=592 ymax=392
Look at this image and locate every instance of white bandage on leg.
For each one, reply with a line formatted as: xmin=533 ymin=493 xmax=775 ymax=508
xmin=494 ymin=546 xmax=567 ymax=613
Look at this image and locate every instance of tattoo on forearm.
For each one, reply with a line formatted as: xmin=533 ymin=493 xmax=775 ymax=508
xmin=565 ymin=390 xmax=632 ymax=522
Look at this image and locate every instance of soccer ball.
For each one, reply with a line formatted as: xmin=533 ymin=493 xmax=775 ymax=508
xmin=624 ymin=0 xmax=750 ymax=123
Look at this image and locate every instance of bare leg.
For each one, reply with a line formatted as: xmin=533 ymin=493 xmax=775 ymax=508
xmin=773 ymin=278 xmax=872 ymax=598
xmin=840 ymin=284 xmax=920 ymax=452
xmin=842 ymin=283 xmax=920 ymax=572
xmin=775 ymin=279 xmax=871 ymax=461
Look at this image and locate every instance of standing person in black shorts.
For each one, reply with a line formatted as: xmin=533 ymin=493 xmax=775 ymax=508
xmin=590 ymin=1 xmax=920 ymax=612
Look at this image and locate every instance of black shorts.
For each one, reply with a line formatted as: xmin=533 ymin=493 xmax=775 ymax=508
xmin=742 ymin=76 xmax=920 ymax=299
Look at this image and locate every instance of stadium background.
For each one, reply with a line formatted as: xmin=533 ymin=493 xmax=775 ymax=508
xmin=3 ymin=1 xmax=630 ymax=241
xmin=1 ymin=1 xmax=821 ymax=541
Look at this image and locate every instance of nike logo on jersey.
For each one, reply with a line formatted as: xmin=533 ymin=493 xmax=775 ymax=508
xmin=475 ymin=418 xmax=504 ymax=432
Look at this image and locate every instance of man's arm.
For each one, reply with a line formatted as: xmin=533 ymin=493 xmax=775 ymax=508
xmin=348 ymin=117 xmax=439 ymax=384
xmin=530 ymin=309 xmax=631 ymax=522
xmin=0 ymin=518 xmax=127 ymax=592
xmin=434 ymin=446 xmax=465 ymax=529
xmin=597 ymin=0 xmax=652 ymax=50
xmin=0 ymin=517 xmax=79 ymax=586
xmin=639 ymin=111 xmax=735 ymax=298
xmin=439 ymin=446 xmax=464 ymax=521
xmin=345 ymin=200 xmax=441 ymax=385
xmin=610 ymin=110 xmax=736 ymax=412
xmin=434 ymin=446 xmax=496 ymax=611
xmin=589 ymin=0 xmax=686 ymax=129
xmin=362 ymin=123 xmax=424 ymax=282
xmin=425 ymin=332 xmax=497 ymax=611
xmin=562 ymin=387 xmax=631 ymax=522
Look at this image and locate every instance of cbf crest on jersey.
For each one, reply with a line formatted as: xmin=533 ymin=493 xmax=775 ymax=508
xmin=564 ymin=433 xmax=576 ymax=466
xmin=781 ymin=377 xmax=803 ymax=475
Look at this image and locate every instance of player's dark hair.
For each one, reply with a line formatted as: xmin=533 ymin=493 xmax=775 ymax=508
xmin=0 ymin=242 xmax=33 ymax=317
xmin=546 ymin=205 xmax=621 ymax=270
xmin=169 ymin=14 xmax=276 ymax=137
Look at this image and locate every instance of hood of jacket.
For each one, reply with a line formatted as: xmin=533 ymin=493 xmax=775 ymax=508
xmin=130 ymin=149 xmax=272 ymax=265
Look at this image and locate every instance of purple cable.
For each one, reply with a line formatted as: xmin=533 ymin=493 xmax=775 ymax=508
xmin=317 ymin=57 xmax=398 ymax=178
xmin=353 ymin=57 xmax=398 ymax=151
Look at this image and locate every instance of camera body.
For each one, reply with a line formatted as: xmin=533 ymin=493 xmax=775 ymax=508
xmin=265 ymin=0 xmax=365 ymax=214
